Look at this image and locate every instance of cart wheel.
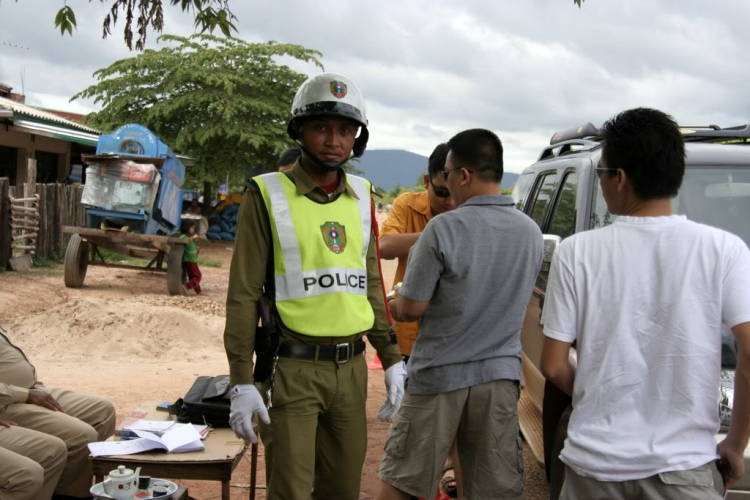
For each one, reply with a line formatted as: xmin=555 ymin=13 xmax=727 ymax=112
xmin=64 ymin=234 xmax=89 ymax=288
xmin=167 ymin=245 xmax=185 ymax=295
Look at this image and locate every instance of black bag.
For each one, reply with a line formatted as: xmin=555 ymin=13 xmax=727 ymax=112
xmin=171 ymin=375 xmax=231 ymax=427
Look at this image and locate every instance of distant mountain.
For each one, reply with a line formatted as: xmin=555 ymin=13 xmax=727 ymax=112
xmin=356 ymin=149 xmax=519 ymax=191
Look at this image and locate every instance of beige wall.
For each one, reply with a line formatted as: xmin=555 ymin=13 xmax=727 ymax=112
xmin=0 ymin=124 xmax=71 ymax=184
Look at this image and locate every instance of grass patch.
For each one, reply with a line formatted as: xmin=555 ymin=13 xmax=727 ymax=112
xmin=96 ymin=249 xmax=221 ymax=268
xmin=33 ymin=253 xmax=62 ymax=268
xmin=98 ymin=249 xmax=150 ymax=266
xmin=197 ymin=256 xmax=222 ymax=268
xmin=20 ymin=267 xmax=64 ymax=278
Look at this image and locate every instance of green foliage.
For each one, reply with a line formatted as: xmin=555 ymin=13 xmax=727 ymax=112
xmin=99 ymin=248 xmax=149 ymax=265
xmin=32 ymin=253 xmax=62 ymax=268
xmin=54 ymin=6 xmax=77 ymax=36
xmin=197 ymin=256 xmax=221 ymax=268
xmin=574 ymin=0 xmax=585 ymax=7
xmin=73 ymin=34 xmax=323 ymax=186
xmin=45 ymin=0 xmax=238 ymax=51
xmin=379 ymin=182 xmax=425 ymax=207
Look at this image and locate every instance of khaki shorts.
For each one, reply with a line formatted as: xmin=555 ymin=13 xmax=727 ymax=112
xmin=379 ymin=379 xmax=523 ymax=500
xmin=561 ymin=461 xmax=724 ymax=500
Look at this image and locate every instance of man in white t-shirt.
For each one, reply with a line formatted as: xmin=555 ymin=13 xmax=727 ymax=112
xmin=541 ymin=107 xmax=750 ymax=499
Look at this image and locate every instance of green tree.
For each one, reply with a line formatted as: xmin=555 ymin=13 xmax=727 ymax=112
xmin=73 ymin=34 xmax=323 ymax=186
xmin=48 ymin=0 xmax=237 ymax=51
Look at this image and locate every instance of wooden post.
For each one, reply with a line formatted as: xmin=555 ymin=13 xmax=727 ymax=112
xmin=9 ymin=159 xmax=37 ymax=270
xmin=0 ymin=177 xmax=9 ymax=270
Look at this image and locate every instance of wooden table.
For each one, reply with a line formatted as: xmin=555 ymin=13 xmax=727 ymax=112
xmin=91 ymin=402 xmax=247 ymax=500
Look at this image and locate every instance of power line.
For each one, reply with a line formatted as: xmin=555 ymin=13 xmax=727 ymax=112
xmin=0 ymin=42 xmax=30 ymax=50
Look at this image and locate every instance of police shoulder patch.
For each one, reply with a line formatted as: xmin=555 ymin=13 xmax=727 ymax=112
xmin=320 ymin=221 xmax=347 ymax=254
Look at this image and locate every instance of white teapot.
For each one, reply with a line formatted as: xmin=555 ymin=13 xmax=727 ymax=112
xmin=102 ymin=465 xmax=141 ymax=499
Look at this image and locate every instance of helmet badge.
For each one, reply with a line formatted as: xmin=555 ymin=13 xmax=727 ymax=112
xmin=320 ymin=221 xmax=347 ymax=254
xmin=329 ymin=81 xmax=348 ymax=99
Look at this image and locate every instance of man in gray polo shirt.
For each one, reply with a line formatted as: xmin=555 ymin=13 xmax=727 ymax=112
xmin=377 ymin=128 xmax=543 ymax=500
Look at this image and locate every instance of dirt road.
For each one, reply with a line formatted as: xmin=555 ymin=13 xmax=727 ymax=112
xmin=0 ymin=214 xmax=548 ymax=499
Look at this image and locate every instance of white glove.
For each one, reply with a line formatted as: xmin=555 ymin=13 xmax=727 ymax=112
xmin=229 ymin=384 xmax=270 ymax=444
xmin=384 ymin=361 xmax=407 ymax=410
xmin=378 ymin=398 xmax=398 ymax=422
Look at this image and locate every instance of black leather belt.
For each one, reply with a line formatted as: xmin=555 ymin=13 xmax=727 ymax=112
xmin=277 ymin=340 xmax=366 ymax=364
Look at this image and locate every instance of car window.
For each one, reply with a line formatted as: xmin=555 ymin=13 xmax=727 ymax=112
xmin=592 ymin=166 xmax=750 ymax=243
xmin=547 ymin=172 xmax=578 ymax=239
xmin=528 ymin=173 xmax=559 ymax=228
xmin=672 ymin=167 xmax=750 ymax=246
xmin=512 ymin=173 xmax=536 ymax=211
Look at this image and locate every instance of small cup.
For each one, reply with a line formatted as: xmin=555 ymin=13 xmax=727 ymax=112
xmin=152 ymin=485 xmax=169 ymax=497
xmin=137 ymin=476 xmax=151 ymax=490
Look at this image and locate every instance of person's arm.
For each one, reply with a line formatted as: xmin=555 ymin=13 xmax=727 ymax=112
xmin=379 ymin=233 xmax=421 ymax=260
xmin=541 ymin=242 xmax=579 ymax=397
xmin=0 ymin=382 xmax=30 ymax=408
xmin=365 ymin=217 xmax=403 ymax=371
xmin=379 ymin=194 xmax=415 ymax=260
xmin=392 ymin=221 xmax=444 ymax=320
xmin=541 ymin=338 xmax=575 ymax=396
xmin=717 ymin=321 xmax=750 ymax=488
xmin=224 ymin=189 xmax=270 ymax=386
xmin=390 ymin=296 xmax=429 ymax=323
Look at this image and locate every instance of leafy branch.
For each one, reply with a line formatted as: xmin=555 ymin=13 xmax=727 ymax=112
xmin=47 ymin=0 xmax=238 ymax=51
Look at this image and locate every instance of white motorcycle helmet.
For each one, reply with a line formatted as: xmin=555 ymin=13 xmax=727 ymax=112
xmin=287 ymin=72 xmax=369 ymax=161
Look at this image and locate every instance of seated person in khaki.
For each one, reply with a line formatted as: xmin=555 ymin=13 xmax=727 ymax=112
xmin=0 ymin=418 xmax=67 ymax=500
xmin=0 ymin=324 xmax=116 ymax=500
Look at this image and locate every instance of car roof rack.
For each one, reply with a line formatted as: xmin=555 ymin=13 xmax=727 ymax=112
xmin=550 ymin=122 xmax=601 ymax=145
xmin=680 ymin=125 xmax=750 ymax=143
xmin=539 ymin=123 xmax=602 ymax=161
xmin=537 ymin=139 xmax=601 ymax=161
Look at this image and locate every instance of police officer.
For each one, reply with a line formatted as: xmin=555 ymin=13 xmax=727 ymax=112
xmin=224 ymin=72 xmax=407 ymax=500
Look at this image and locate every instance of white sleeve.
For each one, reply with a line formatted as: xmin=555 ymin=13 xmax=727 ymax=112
xmin=722 ymin=236 xmax=750 ymax=328
xmin=542 ymin=241 xmax=579 ymax=343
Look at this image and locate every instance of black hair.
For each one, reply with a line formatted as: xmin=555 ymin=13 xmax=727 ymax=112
xmin=180 ymin=219 xmax=197 ymax=234
xmin=600 ymin=107 xmax=685 ymax=199
xmin=446 ymin=129 xmax=503 ymax=183
xmin=276 ymin=148 xmax=302 ymax=169
xmin=427 ymin=143 xmax=449 ymax=180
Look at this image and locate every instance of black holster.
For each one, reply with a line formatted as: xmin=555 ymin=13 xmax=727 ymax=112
xmin=252 ymin=295 xmax=279 ymax=383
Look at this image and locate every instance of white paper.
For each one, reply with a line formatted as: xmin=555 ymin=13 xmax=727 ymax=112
xmin=158 ymin=424 xmax=203 ymax=453
xmin=123 ymin=420 xmax=176 ymax=434
xmin=88 ymin=438 xmax=164 ymax=457
xmin=170 ymin=423 xmax=211 ymax=440
xmin=88 ymin=423 xmax=204 ymax=457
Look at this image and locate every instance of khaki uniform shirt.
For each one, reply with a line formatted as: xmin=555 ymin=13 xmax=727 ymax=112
xmin=224 ymin=161 xmax=402 ymax=385
xmin=0 ymin=325 xmax=43 ymax=410
xmin=380 ymin=190 xmax=433 ymax=356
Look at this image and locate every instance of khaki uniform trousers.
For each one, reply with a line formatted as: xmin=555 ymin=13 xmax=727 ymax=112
xmin=560 ymin=461 xmax=725 ymax=500
xmin=259 ymin=354 xmax=368 ymax=500
xmin=0 ymin=425 xmax=67 ymax=500
xmin=0 ymin=387 xmax=116 ymax=498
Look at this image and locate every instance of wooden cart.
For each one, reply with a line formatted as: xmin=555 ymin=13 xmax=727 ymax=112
xmin=62 ymin=226 xmax=188 ymax=295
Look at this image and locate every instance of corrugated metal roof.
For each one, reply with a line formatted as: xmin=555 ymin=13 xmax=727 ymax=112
xmin=0 ymin=96 xmax=100 ymax=134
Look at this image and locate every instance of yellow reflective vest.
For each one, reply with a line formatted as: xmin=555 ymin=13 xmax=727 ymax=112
xmin=254 ymin=172 xmax=375 ymax=336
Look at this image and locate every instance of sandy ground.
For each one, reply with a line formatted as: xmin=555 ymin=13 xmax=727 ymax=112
xmin=0 ymin=213 xmax=549 ymax=499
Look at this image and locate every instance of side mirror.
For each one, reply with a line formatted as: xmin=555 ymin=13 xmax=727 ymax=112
xmin=542 ymin=234 xmax=562 ymax=264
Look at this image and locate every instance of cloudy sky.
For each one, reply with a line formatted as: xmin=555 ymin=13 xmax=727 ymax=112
xmin=1 ymin=1 xmax=749 ymax=173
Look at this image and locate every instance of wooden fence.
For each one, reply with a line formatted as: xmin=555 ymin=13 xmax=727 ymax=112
xmin=1 ymin=178 xmax=86 ymax=269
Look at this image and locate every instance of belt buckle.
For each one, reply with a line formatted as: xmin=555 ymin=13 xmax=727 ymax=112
xmin=335 ymin=343 xmax=351 ymax=364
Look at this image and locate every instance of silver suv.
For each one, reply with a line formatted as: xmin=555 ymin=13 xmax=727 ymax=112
xmin=512 ymin=123 xmax=750 ymax=500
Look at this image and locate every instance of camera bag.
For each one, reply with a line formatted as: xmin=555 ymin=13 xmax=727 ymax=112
xmin=170 ymin=375 xmax=231 ymax=427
